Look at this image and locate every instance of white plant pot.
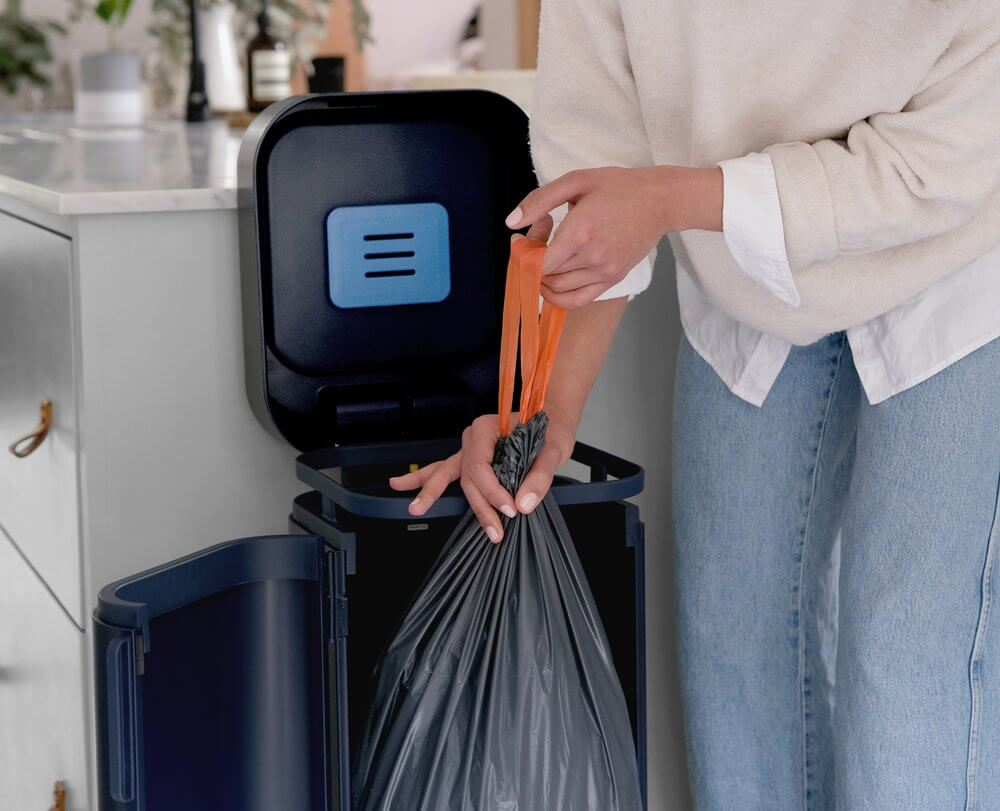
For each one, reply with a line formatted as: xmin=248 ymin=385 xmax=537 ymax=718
xmin=198 ymin=2 xmax=246 ymax=113
xmin=74 ymin=50 xmax=144 ymax=127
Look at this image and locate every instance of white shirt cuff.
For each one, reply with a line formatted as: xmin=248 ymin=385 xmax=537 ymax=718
xmin=546 ymin=203 xmax=653 ymax=301
xmin=718 ymin=153 xmax=800 ymax=308
xmin=595 ymin=253 xmax=654 ymax=301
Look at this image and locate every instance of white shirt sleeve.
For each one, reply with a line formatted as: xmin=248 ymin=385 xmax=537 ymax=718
xmin=718 ymin=153 xmax=800 ymax=307
xmin=545 ymin=203 xmax=654 ymax=301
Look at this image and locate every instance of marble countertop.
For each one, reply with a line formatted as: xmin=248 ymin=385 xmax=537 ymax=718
xmin=0 ymin=114 xmax=242 ymax=215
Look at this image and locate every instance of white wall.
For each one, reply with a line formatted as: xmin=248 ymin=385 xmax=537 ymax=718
xmin=364 ymin=0 xmax=477 ymax=83
xmin=480 ymin=0 xmax=518 ymax=70
xmin=577 ymin=245 xmax=693 ymax=811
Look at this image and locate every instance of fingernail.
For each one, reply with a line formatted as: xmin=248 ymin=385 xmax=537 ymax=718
xmin=409 ymin=497 xmax=422 ymax=514
xmin=505 ymin=206 xmax=522 ymax=228
xmin=500 ymin=505 xmax=517 ymax=519
xmin=518 ymin=493 xmax=538 ymax=513
xmin=485 ymin=526 xmax=500 ymax=543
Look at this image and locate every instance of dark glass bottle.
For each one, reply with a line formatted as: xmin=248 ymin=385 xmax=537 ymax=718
xmin=246 ymin=2 xmax=292 ymax=113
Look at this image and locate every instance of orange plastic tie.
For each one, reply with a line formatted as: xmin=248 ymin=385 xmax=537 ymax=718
xmin=516 ymin=242 xmax=542 ymax=415
xmin=526 ymin=302 xmax=566 ymax=418
xmin=497 ymin=244 xmax=522 ymax=437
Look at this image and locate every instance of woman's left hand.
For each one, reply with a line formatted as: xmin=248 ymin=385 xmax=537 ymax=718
xmin=505 ymin=165 xmax=723 ymax=308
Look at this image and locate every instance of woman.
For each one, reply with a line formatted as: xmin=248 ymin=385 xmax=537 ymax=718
xmin=391 ymin=1 xmax=1000 ymax=807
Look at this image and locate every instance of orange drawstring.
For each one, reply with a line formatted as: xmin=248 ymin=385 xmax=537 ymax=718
xmin=498 ymin=238 xmax=567 ymax=436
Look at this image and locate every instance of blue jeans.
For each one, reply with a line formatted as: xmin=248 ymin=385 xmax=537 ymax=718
xmin=673 ymin=333 xmax=1000 ymax=810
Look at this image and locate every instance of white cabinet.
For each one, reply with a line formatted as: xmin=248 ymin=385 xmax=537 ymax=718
xmin=0 ymin=535 xmax=88 ymax=811
xmin=0 ymin=198 xmax=300 ymax=809
xmin=0 ymin=212 xmax=81 ymax=624
xmin=0 ymin=194 xmax=301 ymax=811
xmin=0 ymin=118 xmax=312 ymax=810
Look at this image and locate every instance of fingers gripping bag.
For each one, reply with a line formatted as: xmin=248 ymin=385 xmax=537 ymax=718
xmin=351 ymin=238 xmax=643 ymax=811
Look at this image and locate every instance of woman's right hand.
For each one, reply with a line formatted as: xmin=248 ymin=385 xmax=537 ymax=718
xmin=388 ymin=412 xmax=576 ymax=544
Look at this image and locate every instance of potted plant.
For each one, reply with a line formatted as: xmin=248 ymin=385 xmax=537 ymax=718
xmin=0 ymin=0 xmax=65 ymax=100
xmin=69 ymin=0 xmax=144 ymax=125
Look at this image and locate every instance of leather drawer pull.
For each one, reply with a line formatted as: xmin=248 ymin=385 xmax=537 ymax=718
xmin=9 ymin=398 xmax=53 ymax=458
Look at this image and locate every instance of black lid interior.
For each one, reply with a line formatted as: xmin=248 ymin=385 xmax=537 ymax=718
xmin=244 ymin=91 xmax=536 ymax=449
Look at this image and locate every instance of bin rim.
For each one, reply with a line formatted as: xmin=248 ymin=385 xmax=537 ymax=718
xmin=95 ymin=534 xmax=325 ymax=651
xmin=296 ymin=438 xmax=644 ymax=520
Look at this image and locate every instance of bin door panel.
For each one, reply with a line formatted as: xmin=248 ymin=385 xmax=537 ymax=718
xmin=94 ymin=535 xmax=334 ymax=811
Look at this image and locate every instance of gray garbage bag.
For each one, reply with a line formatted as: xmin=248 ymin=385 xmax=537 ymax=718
xmin=352 ymin=412 xmax=643 ymax=810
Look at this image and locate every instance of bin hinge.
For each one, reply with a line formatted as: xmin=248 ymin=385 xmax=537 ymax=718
xmin=325 ymin=548 xmax=348 ymax=640
xmin=623 ymin=502 xmax=643 ymax=549
xmin=329 ymin=595 xmax=348 ymax=640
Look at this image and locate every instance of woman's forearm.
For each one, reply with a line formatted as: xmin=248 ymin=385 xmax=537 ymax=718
xmin=542 ymin=296 xmax=629 ymax=463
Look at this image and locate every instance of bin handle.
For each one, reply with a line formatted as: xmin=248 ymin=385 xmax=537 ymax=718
xmin=105 ymin=637 xmax=137 ymax=803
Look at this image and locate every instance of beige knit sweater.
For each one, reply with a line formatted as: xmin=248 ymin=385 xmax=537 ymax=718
xmin=529 ymin=0 xmax=1000 ymax=345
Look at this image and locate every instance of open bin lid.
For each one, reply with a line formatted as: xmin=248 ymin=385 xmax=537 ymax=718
xmin=238 ymin=91 xmax=536 ymax=450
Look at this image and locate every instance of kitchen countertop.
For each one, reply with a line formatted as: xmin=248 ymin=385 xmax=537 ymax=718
xmin=0 ymin=114 xmax=242 ymax=215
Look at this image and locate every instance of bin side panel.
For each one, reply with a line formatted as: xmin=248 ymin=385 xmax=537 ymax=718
xmin=561 ymin=502 xmax=645 ymax=776
xmin=138 ymin=579 xmax=326 ymax=811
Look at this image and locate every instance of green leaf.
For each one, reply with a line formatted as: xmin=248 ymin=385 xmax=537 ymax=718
xmin=95 ymin=0 xmax=131 ymax=25
xmin=95 ymin=0 xmax=115 ymax=22
xmin=0 ymin=11 xmax=58 ymax=95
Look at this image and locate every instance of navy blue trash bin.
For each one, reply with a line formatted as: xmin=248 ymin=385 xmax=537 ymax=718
xmin=93 ymin=91 xmax=647 ymax=811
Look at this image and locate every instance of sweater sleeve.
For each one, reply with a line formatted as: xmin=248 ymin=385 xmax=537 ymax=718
xmin=530 ymin=0 xmax=655 ymax=299
xmin=765 ymin=1 xmax=1000 ymax=272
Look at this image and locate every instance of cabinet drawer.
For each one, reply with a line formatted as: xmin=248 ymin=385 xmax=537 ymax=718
xmin=0 ymin=211 xmax=81 ymax=623
xmin=0 ymin=535 xmax=88 ymax=811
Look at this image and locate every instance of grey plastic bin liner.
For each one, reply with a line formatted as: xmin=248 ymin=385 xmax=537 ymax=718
xmin=352 ymin=413 xmax=643 ymax=810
